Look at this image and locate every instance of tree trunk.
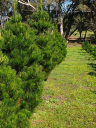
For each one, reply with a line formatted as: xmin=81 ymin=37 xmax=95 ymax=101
xmin=83 ymin=30 xmax=87 ymax=41
xmin=59 ymin=0 xmax=63 ymax=37
xmin=48 ymin=4 xmax=51 ymax=20
xmin=80 ymin=31 xmax=81 ymax=42
xmin=69 ymin=27 xmax=78 ymax=37
xmin=28 ymin=0 xmax=30 ymax=4
xmin=65 ymin=28 xmax=70 ymax=39
xmin=79 ymin=25 xmax=82 ymax=42
xmin=60 ymin=15 xmax=63 ymax=36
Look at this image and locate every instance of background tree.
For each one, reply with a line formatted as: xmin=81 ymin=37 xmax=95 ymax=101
xmin=72 ymin=3 xmax=91 ymax=41
xmin=17 ymin=0 xmax=67 ymax=36
xmin=63 ymin=0 xmax=81 ymax=39
xmin=89 ymin=0 xmax=96 ymax=39
xmin=0 ymin=0 xmax=12 ymax=28
xmin=63 ymin=0 xmax=96 ymax=40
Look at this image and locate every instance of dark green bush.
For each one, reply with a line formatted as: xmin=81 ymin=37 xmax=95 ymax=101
xmin=0 ymin=6 xmax=67 ymax=127
xmin=0 ymin=51 xmax=31 ymax=128
xmin=33 ymin=31 xmax=67 ymax=79
xmin=27 ymin=7 xmax=67 ymax=79
xmin=82 ymin=40 xmax=89 ymax=50
xmin=27 ymin=6 xmax=54 ymax=34
xmin=82 ymin=40 xmax=93 ymax=55
xmin=82 ymin=40 xmax=96 ymax=59
xmin=92 ymin=46 xmax=96 ymax=59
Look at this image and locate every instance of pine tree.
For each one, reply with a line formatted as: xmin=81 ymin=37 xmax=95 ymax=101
xmin=0 ymin=2 xmax=67 ymax=127
xmin=27 ymin=5 xmax=67 ymax=79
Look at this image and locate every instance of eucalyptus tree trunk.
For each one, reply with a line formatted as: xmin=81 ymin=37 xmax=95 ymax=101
xmin=59 ymin=0 xmax=63 ymax=37
xmin=60 ymin=15 xmax=63 ymax=36
xmin=28 ymin=0 xmax=30 ymax=3
xmin=83 ymin=30 xmax=87 ymax=41
xmin=79 ymin=24 xmax=82 ymax=42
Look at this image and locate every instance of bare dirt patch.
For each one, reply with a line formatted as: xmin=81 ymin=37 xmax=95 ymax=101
xmin=67 ymin=42 xmax=81 ymax=48
xmin=67 ymin=36 xmax=82 ymax=48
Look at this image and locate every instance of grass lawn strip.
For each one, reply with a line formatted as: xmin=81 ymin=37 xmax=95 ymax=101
xmin=31 ymin=47 xmax=96 ymax=128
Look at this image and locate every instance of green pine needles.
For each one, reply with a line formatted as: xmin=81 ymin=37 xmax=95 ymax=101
xmin=82 ymin=40 xmax=96 ymax=59
xmin=0 ymin=6 xmax=67 ymax=128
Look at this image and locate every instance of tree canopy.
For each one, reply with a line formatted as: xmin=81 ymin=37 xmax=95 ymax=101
xmin=0 ymin=0 xmax=96 ymax=39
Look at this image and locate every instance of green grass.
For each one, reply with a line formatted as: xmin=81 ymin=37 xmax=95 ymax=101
xmin=72 ymin=30 xmax=94 ymax=37
xmin=30 ymin=46 xmax=96 ymax=128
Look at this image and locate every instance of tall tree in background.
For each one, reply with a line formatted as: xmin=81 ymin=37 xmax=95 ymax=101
xmin=63 ymin=0 xmax=81 ymax=39
xmin=63 ymin=0 xmax=96 ymax=40
xmin=72 ymin=3 xmax=91 ymax=41
xmin=89 ymin=0 xmax=96 ymax=39
xmin=58 ymin=0 xmax=63 ymax=36
xmin=0 ymin=0 xmax=68 ymax=36
xmin=0 ymin=0 xmax=12 ymax=28
xmin=17 ymin=0 xmax=36 ymax=20
xmin=43 ymin=0 xmax=67 ymax=36
xmin=17 ymin=0 xmax=67 ymax=36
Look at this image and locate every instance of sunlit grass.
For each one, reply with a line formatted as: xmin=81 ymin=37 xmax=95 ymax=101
xmin=72 ymin=30 xmax=94 ymax=37
xmin=30 ymin=47 xmax=96 ymax=128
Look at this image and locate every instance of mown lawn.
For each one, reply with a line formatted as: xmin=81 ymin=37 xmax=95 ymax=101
xmin=30 ymin=46 xmax=96 ymax=128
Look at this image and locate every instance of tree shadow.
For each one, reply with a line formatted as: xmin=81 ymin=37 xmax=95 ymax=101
xmin=88 ymin=63 xmax=96 ymax=77
xmin=90 ymin=90 xmax=96 ymax=96
xmin=88 ymin=63 xmax=96 ymax=71
xmin=88 ymin=72 xmax=96 ymax=76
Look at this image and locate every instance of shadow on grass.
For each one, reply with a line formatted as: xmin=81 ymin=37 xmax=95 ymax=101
xmin=77 ymin=49 xmax=89 ymax=57
xmin=88 ymin=63 xmax=96 ymax=71
xmin=88 ymin=63 xmax=96 ymax=77
xmin=88 ymin=72 xmax=96 ymax=77
xmin=90 ymin=90 xmax=96 ymax=96
xmin=91 ymin=90 xmax=96 ymax=94
xmin=78 ymin=50 xmax=87 ymax=54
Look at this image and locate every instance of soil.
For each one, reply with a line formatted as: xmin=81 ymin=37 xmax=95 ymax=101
xmin=67 ymin=36 xmax=82 ymax=48
xmin=67 ymin=42 xmax=81 ymax=48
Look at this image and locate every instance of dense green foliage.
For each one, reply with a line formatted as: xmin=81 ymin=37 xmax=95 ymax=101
xmin=0 ymin=51 xmax=31 ymax=127
xmin=82 ymin=40 xmax=96 ymax=59
xmin=27 ymin=6 xmax=67 ymax=79
xmin=27 ymin=6 xmax=54 ymax=34
xmin=0 ymin=6 xmax=67 ymax=128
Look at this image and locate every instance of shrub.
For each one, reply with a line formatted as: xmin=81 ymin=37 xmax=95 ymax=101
xmin=0 ymin=6 xmax=67 ymax=127
xmin=82 ymin=40 xmax=96 ymax=59
xmin=92 ymin=46 xmax=96 ymax=59
xmin=27 ymin=6 xmax=67 ymax=79
xmin=0 ymin=66 xmax=32 ymax=128
xmin=0 ymin=50 xmax=31 ymax=127
xmin=27 ymin=5 xmax=54 ymax=34
xmin=82 ymin=40 xmax=93 ymax=55
xmin=82 ymin=40 xmax=89 ymax=50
